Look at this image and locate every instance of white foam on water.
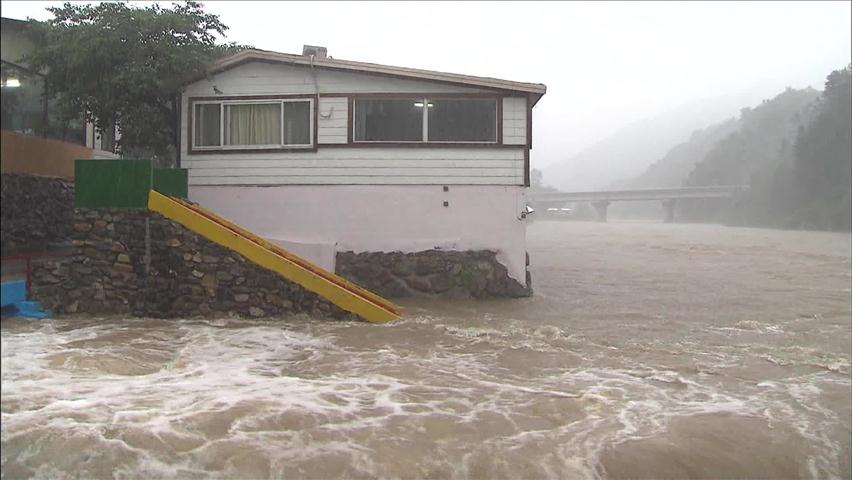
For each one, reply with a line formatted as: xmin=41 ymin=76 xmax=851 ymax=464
xmin=755 ymin=344 xmax=852 ymax=375
xmin=754 ymin=371 xmax=849 ymax=478
xmin=2 ymin=312 xmax=850 ymax=480
xmin=708 ymin=319 xmax=789 ymax=336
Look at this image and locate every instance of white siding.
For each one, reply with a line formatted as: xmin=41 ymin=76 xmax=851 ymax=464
xmin=318 ymin=97 xmax=348 ymax=144
xmin=185 ymin=148 xmax=525 ymax=185
xmin=502 ymin=97 xmax=527 ymax=146
xmin=181 ymin=62 xmax=528 ymax=186
xmin=191 ymin=185 xmax=529 ymax=282
xmin=184 ymin=61 xmax=490 ymax=97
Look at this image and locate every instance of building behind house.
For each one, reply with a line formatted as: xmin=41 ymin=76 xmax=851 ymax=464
xmin=1 ymin=16 xmax=117 ymax=180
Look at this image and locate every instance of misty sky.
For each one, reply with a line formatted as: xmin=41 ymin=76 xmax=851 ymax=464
xmin=2 ymin=1 xmax=850 ymax=169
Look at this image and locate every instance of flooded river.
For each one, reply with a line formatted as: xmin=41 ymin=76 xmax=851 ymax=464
xmin=2 ymin=221 xmax=850 ymax=479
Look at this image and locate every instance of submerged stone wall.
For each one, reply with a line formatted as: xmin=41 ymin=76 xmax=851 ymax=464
xmin=31 ymin=209 xmax=352 ymax=320
xmin=1 ymin=174 xmax=74 ymax=253
xmin=335 ymin=250 xmax=532 ymax=299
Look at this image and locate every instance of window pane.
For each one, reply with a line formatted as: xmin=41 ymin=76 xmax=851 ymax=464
xmin=225 ymin=103 xmax=281 ymax=146
xmin=1 ymin=63 xmax=47 ymax=137
xmin=354 ymin=99 xmax=423 ymax=142
xmin=193 ymin=103 xmax=221 ymax=147
xmin=283 ymin=101 xmax=311 ymax=145
xmin=427 ymin=99 xmax=496 ymax=142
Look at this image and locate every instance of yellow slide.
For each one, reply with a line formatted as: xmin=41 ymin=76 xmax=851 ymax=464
xmin=148 ymin=190 xmax=401 ymax=323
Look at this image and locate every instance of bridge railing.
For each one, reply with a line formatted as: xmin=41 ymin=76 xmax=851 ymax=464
xmin=529 ymin=185 xmax=747 ymax=203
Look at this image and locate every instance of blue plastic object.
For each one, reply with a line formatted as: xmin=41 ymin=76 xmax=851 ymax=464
xmin=1 ymin=280 xmax=49 ymax=319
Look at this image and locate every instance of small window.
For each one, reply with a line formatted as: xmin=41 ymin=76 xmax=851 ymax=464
xmin=282 ymin=101 xmax=311 ymax=145
xmin=428 ymin=99 xmax=496 ymax=142
xmin=354 ymin=99 xmax=423 ymax=142
xmin=194 ymin=103 xmax=221 ymax=147
xmin=191 ymin=98 xmax=313 ymax=150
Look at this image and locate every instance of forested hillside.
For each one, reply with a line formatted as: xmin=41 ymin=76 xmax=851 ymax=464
xmin=788 ymin=66 xmax=852 ymax=230
xmin=684 ymin=88 xmax=820 ymax=188
xmin=678 ymin=87 xmax=820 ymax=225
xmin=622 ymin=118 xmax=740 ymax=189
xmin=624 ymin=66 xmax=850 ymax=230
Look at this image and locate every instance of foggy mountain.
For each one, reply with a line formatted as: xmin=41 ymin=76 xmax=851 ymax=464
xmin=616 ymin=118 xmax=740 ymax=189
xmin=540 ymin=88 xmax=785 ymax=192
xmin=684 ymin=87 xmax=820 ymax=189
xmin=611 ymin=65 xmax=849 ymax=231
xmin=609 ymin=85 xmax=820 ymax=222
xmin=677 ymin=76 xmax=848 ymax=229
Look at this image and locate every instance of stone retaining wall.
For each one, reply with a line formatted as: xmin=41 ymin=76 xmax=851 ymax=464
xmin=335 ymin=250 xmax=532 ymax=299
xmin=1 ymin=174 xmax=74 ymax=253
xmin=8 ymin=173 xmax=533 ymax=318
xmin=31 ymin=209 xmax=352 ymax=320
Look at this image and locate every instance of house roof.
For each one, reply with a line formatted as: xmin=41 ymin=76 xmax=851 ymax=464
xmin=1 ymin=17 xmax=39 ymax=69
xmin=199 ymin=49 xmax=547 ymax=105
xmin=1 ymin=17 xmax=29 ymax=28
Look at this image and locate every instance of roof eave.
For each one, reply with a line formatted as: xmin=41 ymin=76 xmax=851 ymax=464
xmin=190 ymin=50 xmax=547 ymax=97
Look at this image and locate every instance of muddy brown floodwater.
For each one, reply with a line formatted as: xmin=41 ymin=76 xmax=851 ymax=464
xmin=2 ymin=221 xmax=850 ymax=479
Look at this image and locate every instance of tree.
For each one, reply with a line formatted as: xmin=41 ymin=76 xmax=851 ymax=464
xmin=529 ymin=168 xmax=559 ymax=193
xmin=680 ymin=87 xmax=820 ymax=225
xmin=25 ymin=1 xmax=248 ymax=165
xmin=530 ymin=168 xmax=544 ymax=188
xmin=791 ymin=65 xmax=852 ymax=230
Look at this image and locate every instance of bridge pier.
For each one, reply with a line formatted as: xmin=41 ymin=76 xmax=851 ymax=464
xmin=662 ymin=199 xmax=677 ymax=223
xmin=592 ymin=200 xmax=610 ymax=222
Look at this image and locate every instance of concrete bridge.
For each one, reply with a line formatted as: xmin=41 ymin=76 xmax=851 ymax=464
xmin=529 ymin=185 xmax=747 ymax=222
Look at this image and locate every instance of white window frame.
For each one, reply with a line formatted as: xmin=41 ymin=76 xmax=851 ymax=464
xmin=191 ymin=98 xmax=314 ymax=150
xmin=352 ymin=97 xmax=498 ymax=144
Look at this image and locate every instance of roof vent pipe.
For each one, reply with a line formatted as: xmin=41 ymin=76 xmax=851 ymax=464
xmin=305 ymin=46 xmax=325 ymax=120
xmin=302 ymin=45 xmax=327 ymax=59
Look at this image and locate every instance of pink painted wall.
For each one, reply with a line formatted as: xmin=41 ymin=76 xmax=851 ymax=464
xmin=189 ymin=185 xmax=529 ymax=282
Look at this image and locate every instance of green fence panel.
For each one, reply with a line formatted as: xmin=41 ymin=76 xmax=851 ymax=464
xmin=74 ymin=160 xmax=152 ymax=209
xmin=153 ymin=168 xmax=188 ymax=199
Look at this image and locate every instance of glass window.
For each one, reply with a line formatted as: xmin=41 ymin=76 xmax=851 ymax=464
xmin=354 ymin=99 xmax=423 ymax=142
xmin=193 ymin=100 xmax=313 ymax=149
xmin=282 ymin=101 xmax=311 ymax=145
xmin=225 ymin=103 xmax=281 ymax=146
xmin=353 ymin=97 xmax=498 ymax=143
xmin=1 ymin=63 xmax=89 ymax=146
xmin=1 ymin=63 xmax=47 ymax=137
xmin=427 ymin=99 xmax=497 ymax=142
xmin=193 ymin=103 xmax=221 ymax=147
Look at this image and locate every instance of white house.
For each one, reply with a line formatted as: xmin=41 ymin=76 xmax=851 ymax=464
xmin=179 ymin=46 xmax=545 ymax=294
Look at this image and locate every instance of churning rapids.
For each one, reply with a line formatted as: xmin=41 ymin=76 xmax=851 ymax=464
xmin=2 ymin=221 xmax=850 ymax=479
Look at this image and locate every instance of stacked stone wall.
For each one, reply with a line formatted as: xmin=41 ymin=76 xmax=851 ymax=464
xmin=31 ymin=209 xmax=352 ymax=320
xmin=1 ymin=174 xmax=74 ymax=253
xmin=336 ymin=250 xmax=532 ymax=299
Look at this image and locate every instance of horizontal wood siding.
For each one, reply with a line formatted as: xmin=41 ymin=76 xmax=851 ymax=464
xmin=181 ymin=62 xmax=528 ymax=186
xmin=185 ymin=148 xmax=525 ymax=185
xmin=318 ymin=97 xmax=348 ymax=144
xmin=187 ymin=176 xmax=520 ymax=185
xmin=502 ymin=97 xmax=527 ymax=146
xmin=184 ymin=62 xmax=490 ymax=97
